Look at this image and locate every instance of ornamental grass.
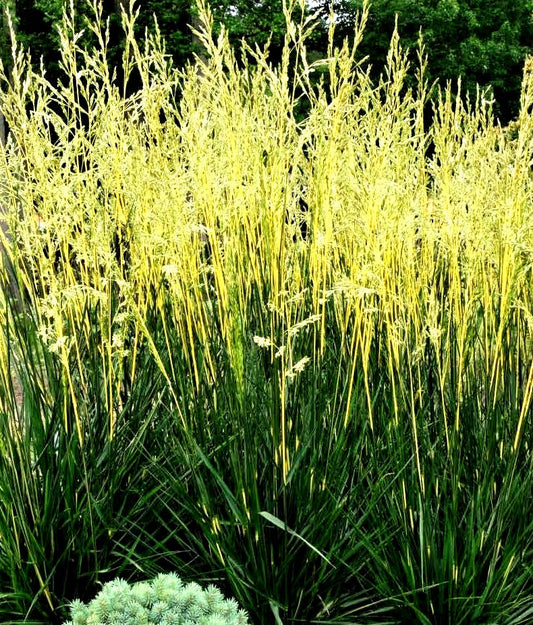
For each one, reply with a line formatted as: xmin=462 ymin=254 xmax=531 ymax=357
xmin=0 ymin=1 xmax=532 ymax=623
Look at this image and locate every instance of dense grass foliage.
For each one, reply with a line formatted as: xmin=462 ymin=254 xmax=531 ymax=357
xmin=0 ymin=1 xmax=532 ymax=623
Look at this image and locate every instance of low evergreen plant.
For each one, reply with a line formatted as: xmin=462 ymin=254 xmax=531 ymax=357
xmin=62 ymin=573 xmax=249 ymax=625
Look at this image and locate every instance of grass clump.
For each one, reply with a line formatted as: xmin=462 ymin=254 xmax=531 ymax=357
xmin=0 ymin=0 xmax=532 ymax=624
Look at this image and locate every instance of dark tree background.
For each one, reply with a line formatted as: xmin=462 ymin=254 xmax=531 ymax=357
xmin=1 ymin=0 xmax=532 ymax=123
xmin=320 ymin=0 xmax=533 ymax=122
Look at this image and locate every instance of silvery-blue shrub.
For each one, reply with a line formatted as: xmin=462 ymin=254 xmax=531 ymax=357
xmin=62 ymin=572 xmax=249 ymax=625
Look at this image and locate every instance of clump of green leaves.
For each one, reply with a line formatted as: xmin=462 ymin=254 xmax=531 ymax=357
xmin=63 ymin=573 xmax=249 ymax=625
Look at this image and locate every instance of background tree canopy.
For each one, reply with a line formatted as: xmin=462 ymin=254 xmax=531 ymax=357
xmin=314 ymin=0 xmax=533 ymax=121
xmin=1 ymin=0 xmax=532 ymax=123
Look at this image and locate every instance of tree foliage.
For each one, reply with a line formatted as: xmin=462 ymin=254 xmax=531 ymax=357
xmin=325 ymin=0 xmax=533 ymax=121
xmin=1 ymin=0 xmax=532 ymax=121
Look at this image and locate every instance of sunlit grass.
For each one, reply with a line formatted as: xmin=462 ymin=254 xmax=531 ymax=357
xmin=0 ymin=0 xmax=532 ymax=623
